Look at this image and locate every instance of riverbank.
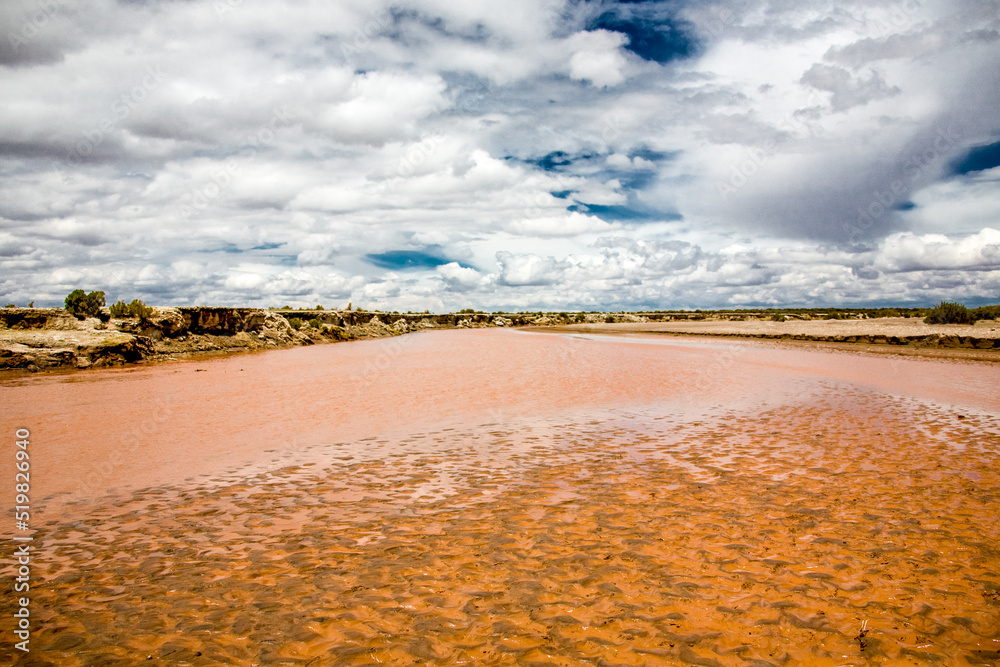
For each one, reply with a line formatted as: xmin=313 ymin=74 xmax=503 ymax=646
xmin=538 ymin=317 xmax=1000 ymax=362
xmin=3 ymin=308 xmax=999 ymax=375
xmin=0 ymin=306 xmax=514 ymax=373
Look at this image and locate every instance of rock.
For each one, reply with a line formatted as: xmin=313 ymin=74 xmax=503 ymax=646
xmin=149 ymin=307 xmax=187 ymax=337
xmin=178 ymin=307 xmax=267 ymax=335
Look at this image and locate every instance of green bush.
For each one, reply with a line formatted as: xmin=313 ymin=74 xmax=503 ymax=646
xmin=65 ymin=289 xmax=105 ymax=318
xmin=308 ymin=318 xmax=322 ymax=329
xmin=288 ymin=317 xmax=303 ymax=329
xmin=924 ymin=301 xmax=977 ymax=325
xmin=971 ymin=305 xmax=1000 ymax=321
xmin=109 ymin=299 xmax=154 ymax=320
xmin=315 ymin=305 xmax=324 ymax=310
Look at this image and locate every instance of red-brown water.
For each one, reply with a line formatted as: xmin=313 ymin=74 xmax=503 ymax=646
xmin=1 ymin=329 xmax=999 ymax=665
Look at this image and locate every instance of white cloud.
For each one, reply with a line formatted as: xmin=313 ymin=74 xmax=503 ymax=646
xmin=874 ymin=228 xmax=1000 ymax=272
xmin=1 ymin=0 xmax=998 ymax=310
xmin=566 ymin=30 xmax=630 ymax=88
xmin=496 ymin=251 xmax=566 ymax=286
xmin=506 ymin=211 xmax=615 ymax=237
xmin=436 ymin=262 xmax=483 ymax=292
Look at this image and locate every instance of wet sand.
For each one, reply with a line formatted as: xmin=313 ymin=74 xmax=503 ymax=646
xmin=2 ymin=329 xmax=999 ymax=665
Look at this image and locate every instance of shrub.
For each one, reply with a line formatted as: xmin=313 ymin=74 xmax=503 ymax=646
xmin=109 ymin=300 xmax=128 ymax=318
xmin=4 ymin=303 xmax=14 ymax=308
xmin=65 ymin=289 xmax=105 ymax=318
xmin=288 ymin=317 xmax=303 ymax=329
xmin=308 ymin=318 xmax=322 ymax=329
xmin=315 ymin=305 xmax=324 ymax=310
xmin=604 ymin=314 xmax=615 ymax=323
xmin=971 ymin=305 xmax=1000 ymax=321
xmin=110 ymin=299 xmax=154 ymax=321
xmin=771 ymin=313 xmax=786 ymax=322
xmin=924 ymin=301 xmax=977 ymax=325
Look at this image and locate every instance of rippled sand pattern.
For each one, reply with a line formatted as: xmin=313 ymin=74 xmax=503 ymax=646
xmin=8 ymin=389 xmax=1000 ymax=666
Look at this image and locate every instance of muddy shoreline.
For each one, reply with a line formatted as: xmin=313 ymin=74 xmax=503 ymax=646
xmin=535 ymin=319 xmax=1000 ymax=363
xmin=4 ymin=309 xmax=999 ymax=379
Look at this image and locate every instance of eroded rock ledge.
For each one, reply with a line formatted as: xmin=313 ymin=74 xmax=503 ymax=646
xmin=3 ymin=307 xmax=998 ymax=373
xmin=0 ymin=307 xmax=520 ymax=372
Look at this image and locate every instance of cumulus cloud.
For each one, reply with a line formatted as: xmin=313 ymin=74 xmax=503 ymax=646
xmin=506 ymin=211 xmax=614 ymax=237
xmin=496 ymin=252 xmax=566 ymax=287
xmin=436 ymin=262 xmax=483 ymax=292
xmin=874 ymin=228 xmax=1000 ymax=273
xmin=566 ymin=30 xmax=630 ymax=88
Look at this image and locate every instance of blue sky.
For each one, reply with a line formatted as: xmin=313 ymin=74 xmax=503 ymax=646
xmin=1 ymin=0 xmax=999 ymax=310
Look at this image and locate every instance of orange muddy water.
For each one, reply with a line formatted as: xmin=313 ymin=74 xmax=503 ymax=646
xmin=1 ymin=329 xmax=999 ymax=666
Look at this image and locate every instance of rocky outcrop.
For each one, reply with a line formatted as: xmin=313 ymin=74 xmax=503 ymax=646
xmin=0 ymin=331 xmax=155 ymax=371
xmin=179 ymin=307 xmax=268 ymax=335
xmin=0 ymin=307 xmax=80 ymax=330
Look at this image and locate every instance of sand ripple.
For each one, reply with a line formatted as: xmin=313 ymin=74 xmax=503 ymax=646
xmin=5 ymin=390 xmax=1000 ymax=666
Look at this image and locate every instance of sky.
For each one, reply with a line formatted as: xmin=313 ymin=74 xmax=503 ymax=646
xmin=1 ymin=0 xmax=999 ymax=311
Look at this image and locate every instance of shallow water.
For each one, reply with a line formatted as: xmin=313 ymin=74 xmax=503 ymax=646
xmin=2 ymin=329 xmax=999 ymax=665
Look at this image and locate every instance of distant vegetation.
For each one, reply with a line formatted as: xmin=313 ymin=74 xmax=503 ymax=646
xmin=924 ymin=301 xmax=977 ymax=325
xmin=109 ymin=299 xmax=154 ymax=321
xmin=64 ymin=290 xmax=105 ymax=318
xmin=972 ymin=305 xmax=1000 ymax=321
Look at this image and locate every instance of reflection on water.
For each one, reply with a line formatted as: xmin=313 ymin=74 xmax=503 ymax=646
xmin=2 ymin=330 xmax=1000 ymax=665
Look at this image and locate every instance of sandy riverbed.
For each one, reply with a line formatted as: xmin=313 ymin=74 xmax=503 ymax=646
xmin=2 ymin=329 xmax=998 ymax=665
